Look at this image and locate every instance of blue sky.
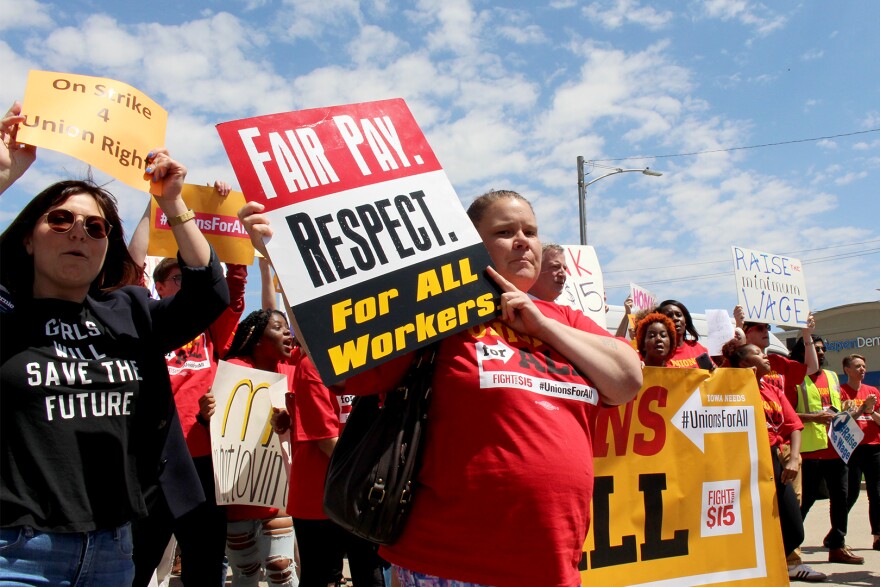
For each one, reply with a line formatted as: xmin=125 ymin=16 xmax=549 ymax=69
xmin=2 ymin=0 xmax=878 ymax=319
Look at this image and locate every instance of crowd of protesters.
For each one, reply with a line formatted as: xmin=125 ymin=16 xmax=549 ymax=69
xmin=1 ymin=99 xmax=878 ymax=587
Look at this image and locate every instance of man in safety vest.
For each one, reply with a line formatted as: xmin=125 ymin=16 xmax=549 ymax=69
xmin=793 ymin=336 xmax=865 ymax=565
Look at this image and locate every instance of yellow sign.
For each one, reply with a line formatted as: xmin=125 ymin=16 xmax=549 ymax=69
xmin=148 ymin=184 xmax=255 ymax=265
xmin=582 ymin=367 xmax=788 ymax=586
xmin=17 ymin=70 xmax=167 ymax=193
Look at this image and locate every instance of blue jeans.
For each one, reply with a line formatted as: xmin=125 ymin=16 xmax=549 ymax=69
xmin=226 ymin=518 xmax=298 ymax=587
xmin=0 ymin=523 xmax=134 ymax=586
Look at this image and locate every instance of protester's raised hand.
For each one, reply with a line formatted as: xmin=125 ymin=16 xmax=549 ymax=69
xmin=733 ymin=305 xmax=745 ymax=329
xmin=213 ymin=180 xmax=232 ymax=197
xmin=623 ymin=296 xmax=633 ymax=315
xmin=238 ymin=201 xmax=272 ymax=257
xmin=0 ymin=101 xmax=37 ymax=195
xmin=802 ymin=312 xmax=816 ymax=336
xmin=487 ymin=266 xmax=547 ymax=337
xmin=145 ymin=148 xmax=187 ymax=202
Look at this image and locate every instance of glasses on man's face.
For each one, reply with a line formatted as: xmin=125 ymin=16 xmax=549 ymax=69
xmin=167 ymin=274 xmax=183 ymax=286
xmin=748 ymin=324 xmax=770 ymax=332
xmin=43 ymin=209 xmax=112 ymax=240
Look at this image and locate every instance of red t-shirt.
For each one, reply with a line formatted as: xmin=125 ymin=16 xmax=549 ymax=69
xmin=348 ymin=301 xmax=611 ymax=587
xmin=758 ymin=375 xmax=803 ymax=447
xmin=223 ymin=355 xmax=296 ymax=521
xmin=767 ymin=353 xmax=808 ymax=410
xmin=667 ymin=339 xmax=709 ymax=368
xmin=801 ymin=371 xmax=839 ymax=460
xmin=287 ymin=354 xmax=353 ymax=519
xmin=841 ymin=383 xmax=880 ymax=445
xmin=166 ymin=264 xmax=246 ymax=457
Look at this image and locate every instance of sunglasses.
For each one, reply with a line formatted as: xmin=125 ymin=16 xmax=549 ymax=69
xmin=43 ymin=209 xmax=112 ymax=240
xmin=167 ymin=274 xmax=183 ymax=285
xmin=745 ymin=323 xmax=770 ymax=332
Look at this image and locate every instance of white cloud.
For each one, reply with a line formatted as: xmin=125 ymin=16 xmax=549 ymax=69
xmin=834 ymin=171 xmax=867 ymax=186
xmin=0 ymin=0 xmax=53 ymax=31
xmin=582 ymin=0 xmax=673 ymax=30
xmin=497 ymin=24 xmax=547 ymax=45
xmin=697 ymin=0 xmax=786 ymax=36
xmin=863 ymin=111 xmax=880 ymax=128
xmin=277 ymin=0 xmax=361 ymax=40
xmin=801 ymin=49 xmax=824 ymax=61
xmin=816 ymin=139 xmax=838 ymax=150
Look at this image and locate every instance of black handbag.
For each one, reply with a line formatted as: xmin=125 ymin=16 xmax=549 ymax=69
xmin=322 ymin=345 xmax=437 ymax=545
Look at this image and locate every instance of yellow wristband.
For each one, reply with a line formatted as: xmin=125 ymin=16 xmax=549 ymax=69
xmin=168 ymin=209 xmax=195 ymax=226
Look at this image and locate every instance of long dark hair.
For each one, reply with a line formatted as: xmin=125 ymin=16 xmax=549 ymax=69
xmin=0 ymin=180 xmax=140 ymax=300
xmin=225 ymin=309 xmax=287 ymax=360
xmin=657 ymin=299 xmax=700 ymax=343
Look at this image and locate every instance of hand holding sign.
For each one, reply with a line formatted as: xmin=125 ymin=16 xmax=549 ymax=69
xmin=238 ymin=201 xmax=273 ymax=257
xmin=0 ymin=101 xmax=37 ymax=195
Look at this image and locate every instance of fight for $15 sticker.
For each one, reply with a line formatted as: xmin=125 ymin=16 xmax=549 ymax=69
xmin=700 ymin=480 xmax=743 ymax=537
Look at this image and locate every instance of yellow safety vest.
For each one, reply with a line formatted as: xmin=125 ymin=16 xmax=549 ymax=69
xmin=795 ymin=369 xmax=841 ymax=453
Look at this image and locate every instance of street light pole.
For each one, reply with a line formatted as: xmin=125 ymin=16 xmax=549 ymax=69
xmin=576 ymin=158 xmax=662 ymax=245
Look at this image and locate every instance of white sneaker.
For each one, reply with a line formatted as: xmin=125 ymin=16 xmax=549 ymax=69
xmin=788 ymin=564 xmax=827 ymax=582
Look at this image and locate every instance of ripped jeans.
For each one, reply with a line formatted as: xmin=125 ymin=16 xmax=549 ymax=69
xmin=227 ymin=516 xmax=298 ymax=587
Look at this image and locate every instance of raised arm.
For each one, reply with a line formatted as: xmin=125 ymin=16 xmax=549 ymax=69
xmin=614 ymin=296 xmax=633 ymax=338
xmin=489 ymin=266 xmax=642 ymax=406
xmin=145 ymin=148 xmax=211 ymax=268
xmin=0 ymin=101 xmax=37 ymax=195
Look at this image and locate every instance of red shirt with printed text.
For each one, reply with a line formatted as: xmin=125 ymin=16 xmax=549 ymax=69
xmin=759 ymin=375 xmax=803 ymax=447
xmin=667 ymin=339 xmax=709 ymax=368
xmin=348 ymin=301 xmax=611 ymax=587
xmin=841 ymin=383 xmax=880 ymax=445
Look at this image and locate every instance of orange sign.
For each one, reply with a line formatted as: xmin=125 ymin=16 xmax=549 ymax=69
xmin=148 ymin=184 xmax=254 ymax=265
xmin=17 ymin=70 xmax=167 ymax=193
xmin=583 ymin=367 xmax=788 ymax=586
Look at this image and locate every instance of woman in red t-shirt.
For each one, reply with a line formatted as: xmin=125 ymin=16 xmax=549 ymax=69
xmin=238 ymin=191 xmax=644 ymax=587
xmin=220 ymin=309 xmax=299 ymax=587
xmin=657 ymin=300 xmax=710 ymax=368
xmin=722 ymin=342 xmax=825 ymax=581
xmin=634 ymin=312 xmax=678 ymax=367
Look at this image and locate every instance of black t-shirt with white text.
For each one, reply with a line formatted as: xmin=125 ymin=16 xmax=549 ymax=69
xmin=1 ymin=298 xmax=145 ymax=532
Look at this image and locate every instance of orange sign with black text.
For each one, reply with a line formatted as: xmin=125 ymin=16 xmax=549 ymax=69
xmin=18 ymin=70 xmax=167 ymax=193
xmin=583 ymin=367 xmax=789 ymax=586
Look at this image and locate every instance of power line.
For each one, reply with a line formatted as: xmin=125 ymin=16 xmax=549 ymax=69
xmin=604 ymin=248 xmax=880 ymax=289
xmin=603 ymin=239 xmax=880 ymax=275
xmin=592 ymin=128 xmax=880 ymax=163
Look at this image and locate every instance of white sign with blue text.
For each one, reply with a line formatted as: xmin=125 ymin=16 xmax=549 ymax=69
xmin=731 ymin=246 xmax=810 ymax=328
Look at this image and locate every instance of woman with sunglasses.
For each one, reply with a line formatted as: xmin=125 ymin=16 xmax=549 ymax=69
xmin=0 ymin=147 xmax=230 ymax=585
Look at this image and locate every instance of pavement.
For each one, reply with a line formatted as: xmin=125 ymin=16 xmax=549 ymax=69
xmin=165 ymin=489 xmax=879 ymax=587
xmin=796 ymin=487 xmax=879 ymax=586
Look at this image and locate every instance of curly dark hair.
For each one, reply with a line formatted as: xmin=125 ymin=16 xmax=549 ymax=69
xmin=0 ymin=179 xmax=140 ymax=300
xmin=225 ymin=309 xmax=288 ymax=360
xmin=635 ymin=312 xmax=678 ymax=358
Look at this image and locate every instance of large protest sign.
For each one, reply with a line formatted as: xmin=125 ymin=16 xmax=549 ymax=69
xmin=17 ymin=70 xmax=167 ymax=193
xmin=582 ymin=367 xmax=788 ymax=586
xmin=148 ymin=184 xmax=255 ymax=265
xmin=732 ymin=246 xmax=809 ymax=328
xmin=216 ymin=99 xmax=495 ymax=384
xmin=554 ymin=245 xmax=607 ymax=329
xmin=630 ymin=282 xmax=657 ymax=313
xmin=210 ymin=361 xmax=290 ymax=510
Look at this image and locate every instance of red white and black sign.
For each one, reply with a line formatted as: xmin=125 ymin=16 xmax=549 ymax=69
xmin=217 ymin=99 xmax=496 ymax=384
